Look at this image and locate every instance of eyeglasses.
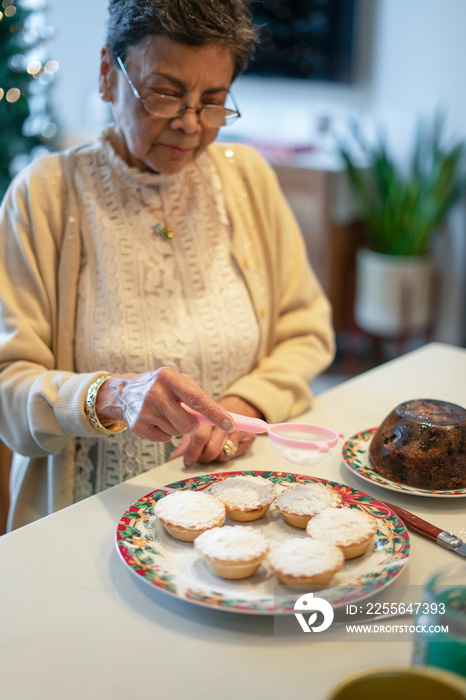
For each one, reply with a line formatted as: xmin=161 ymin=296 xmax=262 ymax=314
xmin=115 ymin=55 xmax=241 ymax=128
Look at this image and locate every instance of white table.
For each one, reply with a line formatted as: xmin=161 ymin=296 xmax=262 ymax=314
xmin=1 ymin=342 xmax=465 ymax=700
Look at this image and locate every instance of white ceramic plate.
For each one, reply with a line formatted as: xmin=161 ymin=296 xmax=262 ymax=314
xmin=116 ymin=470 xmax=410 ymax=615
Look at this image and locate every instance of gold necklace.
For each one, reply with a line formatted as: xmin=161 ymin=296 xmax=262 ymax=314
xmin=153 ymin=186 xmax=181 ymax=239
xmin=153 ymin=183 xmax=182 ymax=239
xmin=136 ymin=178 xmax=183 ymax=240
xmin=110 ymin=128 xmax=181 ymax=240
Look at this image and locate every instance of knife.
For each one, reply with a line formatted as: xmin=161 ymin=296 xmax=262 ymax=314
xmin=384 ymin=501 xmax=466 ymax=557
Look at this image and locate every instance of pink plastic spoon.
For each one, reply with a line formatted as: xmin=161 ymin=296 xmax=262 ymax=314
xmin=182 ymin=404 xmax=343 ymax=465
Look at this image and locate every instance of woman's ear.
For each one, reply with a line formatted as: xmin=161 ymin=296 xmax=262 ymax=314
xmin=99 ymin=45 xmax=115 ymax=101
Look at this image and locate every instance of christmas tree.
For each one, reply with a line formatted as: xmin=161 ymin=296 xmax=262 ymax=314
xmin=0 ymin=0 xmax=58 ymax=199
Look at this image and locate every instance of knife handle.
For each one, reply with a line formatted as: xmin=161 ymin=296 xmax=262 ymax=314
xmin=383 ymin=501 xmax=442 ymax=542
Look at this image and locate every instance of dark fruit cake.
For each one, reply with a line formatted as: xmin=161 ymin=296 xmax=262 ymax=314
xmin=369 ymin=399 xmax=466 ymax=490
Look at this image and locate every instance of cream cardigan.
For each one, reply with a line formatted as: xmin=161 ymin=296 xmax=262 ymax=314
xmin=0 ymin=140 xmax=335 ymax=530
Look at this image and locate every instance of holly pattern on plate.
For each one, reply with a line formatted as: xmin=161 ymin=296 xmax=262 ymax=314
xmin=116 ymin=471 xmax=410 ymax=614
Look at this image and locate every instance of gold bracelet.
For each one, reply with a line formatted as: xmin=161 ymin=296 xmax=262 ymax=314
xmin=85 ymin=374 xmax=128 ymax=434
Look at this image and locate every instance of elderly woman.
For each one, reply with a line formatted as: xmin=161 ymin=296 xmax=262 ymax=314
xmin=0 ymin=0 xmax=334 ymax=531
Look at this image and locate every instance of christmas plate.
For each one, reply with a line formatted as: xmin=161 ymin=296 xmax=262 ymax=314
xmin=116 ymin=470 xmax=410 ymax=614
xmin=342 ymin=428 xmax=466 ymax=497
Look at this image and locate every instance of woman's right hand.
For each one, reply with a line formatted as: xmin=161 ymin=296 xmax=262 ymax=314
xmin=94 ymin=367 xmax=235 ymax=441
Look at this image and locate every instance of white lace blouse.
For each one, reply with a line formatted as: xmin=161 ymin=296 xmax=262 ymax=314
xmin=72 ymin=131 xmax=260 ymax=500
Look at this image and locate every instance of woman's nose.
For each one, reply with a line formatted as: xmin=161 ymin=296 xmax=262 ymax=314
xmin=170 ymin=108 xmax=202 ymax=134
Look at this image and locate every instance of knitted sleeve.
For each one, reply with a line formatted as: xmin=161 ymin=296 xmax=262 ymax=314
xmin=0 ymin=155 xmax=109 ymax=457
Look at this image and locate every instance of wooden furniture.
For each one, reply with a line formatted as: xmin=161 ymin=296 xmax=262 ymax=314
xmin=272 ymin=162 xmax=364 ymax=332
xmin=0 ymin=440 xmax=11 ymax=535
xmin=1 ymin=342 xmax=464 ymax=699
xmin=272 ymin=161 xmax=433 ymax=367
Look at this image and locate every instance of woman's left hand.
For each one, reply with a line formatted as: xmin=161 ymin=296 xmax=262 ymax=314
xmin=169 ymin=395 xmax=261 ymax=467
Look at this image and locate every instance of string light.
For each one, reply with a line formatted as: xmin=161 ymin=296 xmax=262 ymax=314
xmin=44 ymin=59 xmax=58 ymax=74
xmin=27 ymin=59 xmax=42 ymax=75
xmin=1 ymin=0 xmax=58 ymax=194
xmin=6 ymin=87 xmax=21 ymax=102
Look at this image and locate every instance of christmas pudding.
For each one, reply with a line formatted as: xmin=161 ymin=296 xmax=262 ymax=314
xmin=369 ymin=399 xmax=466 ymax=490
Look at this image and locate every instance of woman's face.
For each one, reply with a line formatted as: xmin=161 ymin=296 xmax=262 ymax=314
xmin=100 ymin=36 xmax=235 ymax=174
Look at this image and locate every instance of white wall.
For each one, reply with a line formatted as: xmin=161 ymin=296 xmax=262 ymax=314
xmin=370 ymin=0 xmax=466 ymax=150
xmin=47 ymin=0 xmax=109 ymax=138
xmin=367 ymin=0 xmax=466 ymax=345
xmin=46 ymin=0 xmax=466 ymax=345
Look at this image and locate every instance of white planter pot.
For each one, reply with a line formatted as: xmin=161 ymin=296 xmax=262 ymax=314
xmin=354 ymin=249 xmax=434 ymax=337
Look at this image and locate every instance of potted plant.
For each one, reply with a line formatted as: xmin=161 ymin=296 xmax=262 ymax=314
xmin=339 ymin=114 xmax=466 ymax=336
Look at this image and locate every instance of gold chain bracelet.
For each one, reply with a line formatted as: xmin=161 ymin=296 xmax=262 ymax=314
xmin=85 ymin=374 xmax=128 ymax=434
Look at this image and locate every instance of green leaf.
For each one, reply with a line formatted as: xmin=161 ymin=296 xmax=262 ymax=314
xmin=119 ymin=524 xmax=143 ymax=538
xmin=338 ymin=111 xmax=466 ymax=255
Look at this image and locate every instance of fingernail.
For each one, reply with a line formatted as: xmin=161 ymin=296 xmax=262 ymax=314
xmin=222 ymin=419 xmax=235 ymax=433
xmin=184 ymin=459 xmax=193 ymax=468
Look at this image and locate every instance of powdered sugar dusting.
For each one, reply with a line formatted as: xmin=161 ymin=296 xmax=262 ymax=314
xmin=276 ymin=483 xmax=341 ymax=516
xmin=155 ymin=490 xmax=225 ymax=528
xmin=307 ymin=507 xmax=378 ymax=546
xmin=209 ymin=475 xmax=276 ymax=510
xmin=450 ymin=525 xmax=466 ymax=542
xmin=119 ymin=473 xmax=409 ymax=613
xmin=268 ymin=539 xmax=344 ymax=577
xmin=332 ymin=551 xmax=392 ymax=585
xmin=195 ymin=526 xmax=269 ymax=561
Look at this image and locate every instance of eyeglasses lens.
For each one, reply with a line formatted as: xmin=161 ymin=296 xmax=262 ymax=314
xmin=143 ymin=96 xmax=238 ymax=127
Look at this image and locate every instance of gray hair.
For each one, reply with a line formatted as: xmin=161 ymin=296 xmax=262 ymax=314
xmin=106 ymin=0 xmax=258 ymax=79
